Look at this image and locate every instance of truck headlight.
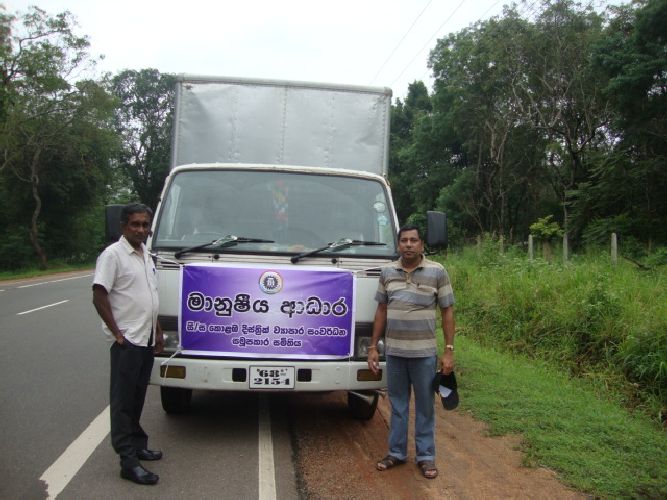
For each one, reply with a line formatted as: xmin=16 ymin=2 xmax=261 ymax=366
xmin=162 ymin=330 xmax=179 ymax=352
xmin=357 ymin=336 xmax=385 ymax=357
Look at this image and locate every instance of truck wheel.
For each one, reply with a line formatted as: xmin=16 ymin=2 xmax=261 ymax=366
xmin=347 ymin=391 xmax=379 ymax=420
xmin=160 ymin=387 xmax=192 ymax=414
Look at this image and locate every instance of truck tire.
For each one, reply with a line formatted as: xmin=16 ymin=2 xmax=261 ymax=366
xmin=160 ymin=386 xmax=192 ymax=414
xmin=347 ymin=390 xmax=379 ymax=420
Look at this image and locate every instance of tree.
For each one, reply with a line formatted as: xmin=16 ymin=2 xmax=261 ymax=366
xmin=389 ymin=81 xmax=435 ymax=223
xmin=426 ymin=9 xmax=551 ymax=240
xmin=516 ymin=0 xmax=611 ymax=245
xmin=110 ymin=69 xmax=175 ymax=210
xmin=0 ymin=6 xmax=117 ymax=269
xmin=588 ymin=0 xmax=667 ymax=250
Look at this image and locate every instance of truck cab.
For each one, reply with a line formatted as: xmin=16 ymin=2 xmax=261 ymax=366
xmin=150 ymin=162 xmax=399 ymax=418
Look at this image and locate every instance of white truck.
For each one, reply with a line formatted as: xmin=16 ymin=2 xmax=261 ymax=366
xmin=107 ymin=75 xmax=446 ymax=419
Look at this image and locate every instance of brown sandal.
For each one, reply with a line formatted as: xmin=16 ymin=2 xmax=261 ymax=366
xmin=376 ymin=455 xmax=406 ymax=471
xmin=418 ymin=460 xmax=438 ymax=479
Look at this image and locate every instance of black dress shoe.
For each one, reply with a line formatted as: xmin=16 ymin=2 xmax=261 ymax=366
xmin=137 ymin=448 xmax=163 ymax=461
xmin=120 ymin=465 xmax=159 ymax=485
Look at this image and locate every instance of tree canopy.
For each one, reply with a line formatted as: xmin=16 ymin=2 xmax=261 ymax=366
xmin=110 ymin=69 xmax=174 ymax=211
xmin=0 ymin=6 xmax=175 ymax=269
xmin=390 ymin=0 xmax=667 ymax=253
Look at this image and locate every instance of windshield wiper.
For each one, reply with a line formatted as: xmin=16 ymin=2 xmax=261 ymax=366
xmin=290 ymin=238 xmax=386 ymax=264
xmin=174 ymin=235 xmax=274 ymax=259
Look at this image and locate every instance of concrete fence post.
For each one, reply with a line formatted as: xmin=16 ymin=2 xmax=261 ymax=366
xmin=528 ymin=234 xmax=534 ymax=260
xmin=611 ymin=233 xmax=618 ymax=265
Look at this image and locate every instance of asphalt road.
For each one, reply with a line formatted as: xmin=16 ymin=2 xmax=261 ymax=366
xmin=0 ymin=272 xmax=298 ymax=499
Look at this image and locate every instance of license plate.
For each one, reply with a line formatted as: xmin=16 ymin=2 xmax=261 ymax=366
xmin=249 ymin=366 xmax=295 ymax=389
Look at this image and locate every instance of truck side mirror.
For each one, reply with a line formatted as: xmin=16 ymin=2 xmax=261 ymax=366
xmin=105 ymin=204 xmax=124 ymax=243
xmin=426 ymin=211 xmax=448 ymax=249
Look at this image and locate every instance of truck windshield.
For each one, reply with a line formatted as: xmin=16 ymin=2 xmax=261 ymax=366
xmin=152 ymin=169 xmax=397 ymax=257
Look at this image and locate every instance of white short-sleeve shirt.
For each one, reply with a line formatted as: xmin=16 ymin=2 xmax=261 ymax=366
xmin=93 ymin=236 xmax=159 ymax=346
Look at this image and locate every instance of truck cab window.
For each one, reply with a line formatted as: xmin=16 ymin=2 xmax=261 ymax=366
xmin=152 ymin=169 xmax=396 ymax=257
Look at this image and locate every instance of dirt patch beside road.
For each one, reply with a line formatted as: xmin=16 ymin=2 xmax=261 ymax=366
xmin=290 ymin=391 xmax=584 ymax=499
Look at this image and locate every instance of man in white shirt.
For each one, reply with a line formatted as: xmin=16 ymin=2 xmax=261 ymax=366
xmin=92 ymin=203 xmax=164 ymax=485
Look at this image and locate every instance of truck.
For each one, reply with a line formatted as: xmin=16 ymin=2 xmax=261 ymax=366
xmin=106 ymin=75 xmax=447 ymax=419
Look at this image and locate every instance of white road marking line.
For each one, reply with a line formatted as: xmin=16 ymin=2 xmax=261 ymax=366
xmin=50 ymin=274 xmax=93 ymax=283
xmin=18 ymin=274 xmax=92 ymax=288
xmin=40 ymin=406 xmax=110 ymax=499
xmin=258 ymin=395 xmax=277 ymax=500
xmin=17 ymin=300 xmax=69 ymax=315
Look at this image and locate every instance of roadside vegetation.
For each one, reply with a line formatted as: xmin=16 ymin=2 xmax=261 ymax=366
xmin=435 ymin=244 xmax=667 ymax=498
xmin=0 ymin=261 xmax=93 ymax=282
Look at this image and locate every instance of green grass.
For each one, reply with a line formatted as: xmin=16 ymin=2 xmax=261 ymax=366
xmin=454 ymin=334 xmax=667 ymax=498
xmin=0 ymin=261 xmax=94 ymax=281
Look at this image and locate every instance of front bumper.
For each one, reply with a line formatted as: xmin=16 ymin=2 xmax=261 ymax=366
xmin=150 ymin=356 xmax=386 ymax=392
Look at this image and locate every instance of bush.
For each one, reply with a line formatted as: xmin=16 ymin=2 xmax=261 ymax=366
xmin=645 ymin=247 xmax=667 ymax=267
xmin=619 ymin=326 xmax=667 ymax=404
xmin=0 ymin=228 xmax=35 ymax=270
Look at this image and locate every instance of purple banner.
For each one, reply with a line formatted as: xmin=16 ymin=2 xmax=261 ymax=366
xmin=179 ymin=263 xmax=356 ymax=359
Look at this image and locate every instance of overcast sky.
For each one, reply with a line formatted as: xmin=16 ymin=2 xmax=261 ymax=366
xmin=5 ymin=0 xmax=613 ymax=100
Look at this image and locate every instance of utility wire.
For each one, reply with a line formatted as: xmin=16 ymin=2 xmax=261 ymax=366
xmin=521 ymin=0 xmax=541 ymax=20
xmin=480 ymin=0 xmax=503 ymax=20
xmin=369 ymin=0 xmax=434 ymax=85
xmin=390 ymin=0 xmax=468 ymax=88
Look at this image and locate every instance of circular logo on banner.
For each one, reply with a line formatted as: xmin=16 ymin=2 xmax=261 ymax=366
xmin=259 ymin=271 xmax=283 ymax=294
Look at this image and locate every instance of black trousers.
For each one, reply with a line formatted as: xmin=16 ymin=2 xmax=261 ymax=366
xmin=109 ymin=342 xmax=154 ymax=469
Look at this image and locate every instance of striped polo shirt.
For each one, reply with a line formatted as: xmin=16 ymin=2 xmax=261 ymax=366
xmin=375 ymin=256 xmax=455 ymax=358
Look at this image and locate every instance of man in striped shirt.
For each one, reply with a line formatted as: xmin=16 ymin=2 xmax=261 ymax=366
xmin=367 ymin=225 xmax=455 ymax=480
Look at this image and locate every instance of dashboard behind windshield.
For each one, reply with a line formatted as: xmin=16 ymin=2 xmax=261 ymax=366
xmin=152 ymin=169 xmax=397 ymax=257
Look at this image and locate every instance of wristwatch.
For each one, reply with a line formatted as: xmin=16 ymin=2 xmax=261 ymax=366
xmin=445 ymin=344 xmax=455 ymax=352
